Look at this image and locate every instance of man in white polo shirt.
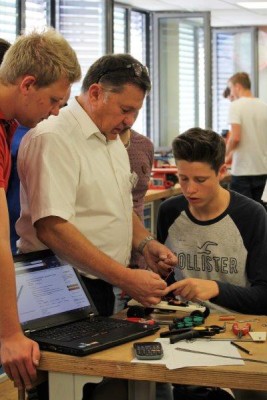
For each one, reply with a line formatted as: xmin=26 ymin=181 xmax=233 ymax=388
xmin=16 ymin=54 xmax=177 ymax=320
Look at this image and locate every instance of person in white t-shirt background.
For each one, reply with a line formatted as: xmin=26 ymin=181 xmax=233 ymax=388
xmin=226 ymin=72 xmax=267 ymax=209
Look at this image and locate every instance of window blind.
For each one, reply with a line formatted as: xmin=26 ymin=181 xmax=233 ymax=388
xmin=114 ymin=5 xmax=126 ymax=53
xmin=25 ymin=0 xmax=48 ymax=33
xmin=57 ymin=0 xmax=106 ymax=96
xmin=178 ymin=23 xmax=196 ymax=133
xmin=130 ymin=10 xmax=148 ymax=135
xmin=0 ymin=0 xmax=17 ymax=43
xmin=113 ymin=4 xmax=148 ymax=135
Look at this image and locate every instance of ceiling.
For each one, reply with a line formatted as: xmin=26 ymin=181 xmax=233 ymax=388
xmin=119 ymin=0 xmax=267 ymax=26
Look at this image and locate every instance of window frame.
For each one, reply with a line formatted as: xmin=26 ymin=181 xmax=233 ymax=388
xmin=114 ymin=2 xmax=151 ymax=137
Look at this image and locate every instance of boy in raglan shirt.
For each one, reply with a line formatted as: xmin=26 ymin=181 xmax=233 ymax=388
xmin=158 ymin=127 xmax=267 ymax=400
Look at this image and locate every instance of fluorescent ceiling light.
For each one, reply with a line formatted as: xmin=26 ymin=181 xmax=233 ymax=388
xmin=238 ymin=1 xmax=267 ymax=8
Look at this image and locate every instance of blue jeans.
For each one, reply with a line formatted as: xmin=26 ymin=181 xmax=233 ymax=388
xmin=230 ymin=174 xmax=267 ymax=208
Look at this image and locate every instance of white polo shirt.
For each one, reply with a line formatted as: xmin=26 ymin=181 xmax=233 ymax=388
xmin=17 ymin=98 xmax=133 ymax=277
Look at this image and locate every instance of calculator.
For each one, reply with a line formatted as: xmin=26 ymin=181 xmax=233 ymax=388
xmin=133 ymin=341 xmax=164 ymax=360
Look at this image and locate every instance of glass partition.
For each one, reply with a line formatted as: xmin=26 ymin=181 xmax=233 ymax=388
xmin=152 ymin=12 xmax=211 ymax=147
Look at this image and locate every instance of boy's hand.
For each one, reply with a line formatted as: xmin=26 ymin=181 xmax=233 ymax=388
xmin=167 ymin=278 xmax=219 ymax=301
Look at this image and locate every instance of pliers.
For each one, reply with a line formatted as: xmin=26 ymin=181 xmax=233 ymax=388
xmin=232 ymin=322 xmax=251 ymax=338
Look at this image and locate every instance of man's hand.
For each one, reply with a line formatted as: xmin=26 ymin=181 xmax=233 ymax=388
xmin=0 ymin=332 xmax=40 ymax=390
xmin=167 ymin=278 xmax=219 ymax=301
xmin=143 ymin=240 xmax=178 ymax=276
xmin=121 ymin=269 xmax=169 ymax=307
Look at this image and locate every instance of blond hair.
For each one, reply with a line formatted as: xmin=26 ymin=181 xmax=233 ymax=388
xmin=0 ymin=28 xmax=81 ymax=86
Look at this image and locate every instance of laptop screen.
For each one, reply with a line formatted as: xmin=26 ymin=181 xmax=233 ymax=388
xmin=14 ymin=250 xmax=95 ymax=332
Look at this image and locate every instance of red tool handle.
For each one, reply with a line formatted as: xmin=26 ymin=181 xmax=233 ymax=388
xmin=232 ymin=322 xmax=251 ymax=338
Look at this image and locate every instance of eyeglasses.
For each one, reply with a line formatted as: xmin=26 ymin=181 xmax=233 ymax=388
xmin=97 ymin=63 xmax=149 ymax=83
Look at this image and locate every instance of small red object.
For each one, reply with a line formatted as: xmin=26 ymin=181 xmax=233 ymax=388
xmin=149 ymin=167 xmax=178 ymax=190
xmin=232 ymin=322 xmax=251 ymax=338
xmin=127 ymin=317 xmax=142 ymax=323
xmin=127 ymin=317 xmax=155 ymax=325
xmin=219 ymin=315 xmax=235 ymax=321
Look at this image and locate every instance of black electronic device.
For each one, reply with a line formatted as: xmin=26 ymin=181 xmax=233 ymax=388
xmin=133 ymin=341 xmax=164 ymax=360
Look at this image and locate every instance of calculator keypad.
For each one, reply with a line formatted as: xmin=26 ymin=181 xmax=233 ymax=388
xmin=134 ymin=342 xmax=163 ymax=360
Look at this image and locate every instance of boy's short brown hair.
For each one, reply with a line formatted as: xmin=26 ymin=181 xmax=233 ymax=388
xmin=172 ymin=127 xmax=226 ymax=174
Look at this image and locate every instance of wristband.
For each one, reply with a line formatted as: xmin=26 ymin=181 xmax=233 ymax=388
xmin=137 ymin=235 xmax=155 ymax=254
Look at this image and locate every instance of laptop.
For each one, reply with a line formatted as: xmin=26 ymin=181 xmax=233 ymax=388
xmin=14 ymin=249 xmax=159 ymax=356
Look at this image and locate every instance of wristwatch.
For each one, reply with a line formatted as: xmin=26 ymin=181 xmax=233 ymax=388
xmin=137 ymin=235 xmax=155 ymax=254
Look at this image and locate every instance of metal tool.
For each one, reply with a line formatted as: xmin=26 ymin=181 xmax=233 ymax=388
xmin=208 ymin=324 xmax=226 ymax=333
xmin=175 ymin=347 xmax=267 ymax=364
xmin=197 ymin=338 xmax=255 ymax=342
xmin=236 ymin=319 xmax=259 ymax=323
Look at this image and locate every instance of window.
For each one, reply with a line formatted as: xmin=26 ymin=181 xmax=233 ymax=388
xmin=152 ymin=12 xmax=211 ymax=147
xmin=114 ymin=3 xmax=149 ymax=136
xmin=0 ymin=0 xmax=17 ymax=43
xmin=130 ymin=11 xmax=147 ymax=68
xmin=177 ymin=22 xmax=203 ymax=133
xmin=212 ymin=28 xmax=256 ymax=134
xmin=56 ymin=0 xmax=107 ymax=96
xmin=114 ymin=5 xmax=127 ymax=53
xmin=130 ymin=10 xmax=148 ymax=135
xmin=25 ymin=0 xmax=50 ymax=33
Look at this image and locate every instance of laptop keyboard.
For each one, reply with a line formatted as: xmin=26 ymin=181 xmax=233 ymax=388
xmin=32 ymin=317 xmax=131 ymax=342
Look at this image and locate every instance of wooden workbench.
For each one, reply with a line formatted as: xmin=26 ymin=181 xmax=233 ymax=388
xmin=144 ymin=184 xmax=182 ymax=203
xmin=35 ymin=313 xmax=267 ymax=400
